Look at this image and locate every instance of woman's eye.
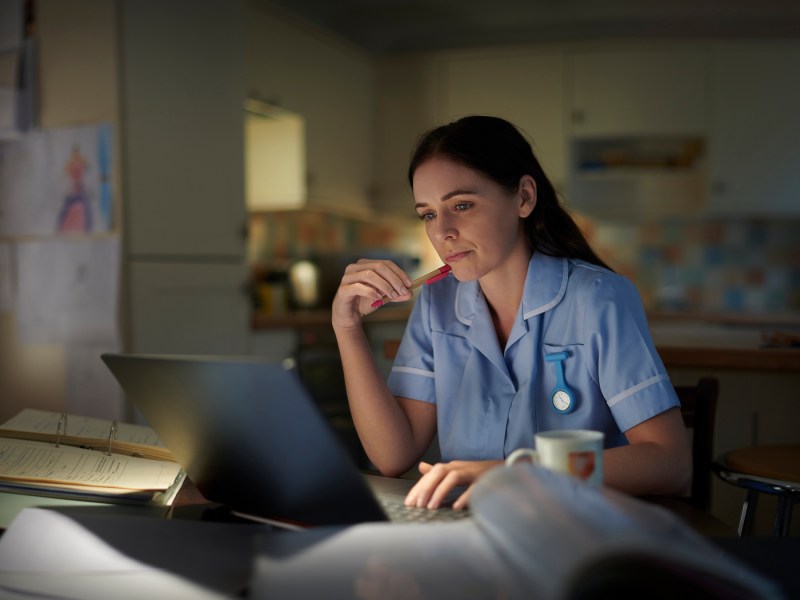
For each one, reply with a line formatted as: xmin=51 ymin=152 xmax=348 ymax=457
xmin=418 ymin=211 xmax=435 ymax=221
xmin=454 ymin=202 xmax=472 ymax=212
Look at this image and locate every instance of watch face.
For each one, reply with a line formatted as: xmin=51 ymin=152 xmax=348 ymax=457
xmin=553 ymin=390 xmax=572 ymax=412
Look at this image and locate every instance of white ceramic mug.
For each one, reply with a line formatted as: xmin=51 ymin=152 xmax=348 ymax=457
xmin=505 ymin=429 xmax=604 ymax=487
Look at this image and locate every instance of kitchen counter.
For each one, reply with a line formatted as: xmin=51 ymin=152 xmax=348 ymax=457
xmin=656 ymin=346 xmax=799 ymax=372
xmin=253 ymin=309 xmax=800 ymax=372
xmin=648 ymin=317 xmax=800 ymax=372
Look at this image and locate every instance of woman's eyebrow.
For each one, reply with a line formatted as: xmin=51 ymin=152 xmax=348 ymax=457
xmin=441 ymin=188 xmax=476 ymax=201
xmin=414 ymin=189 xmax=477 ymax=210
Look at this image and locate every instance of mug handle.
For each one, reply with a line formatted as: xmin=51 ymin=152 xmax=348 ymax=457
xmin=506 ymin=448 xmax=539 ymax=466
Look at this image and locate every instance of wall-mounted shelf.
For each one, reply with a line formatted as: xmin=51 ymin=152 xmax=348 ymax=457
xmin=567 ymin=136 xmax=707 ymax=222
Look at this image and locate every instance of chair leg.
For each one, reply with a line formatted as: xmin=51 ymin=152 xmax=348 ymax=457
xmin=738 ymin=489 xmax=758 ymax=537
xmin=774 ymin=496 xmax=795 ymax=537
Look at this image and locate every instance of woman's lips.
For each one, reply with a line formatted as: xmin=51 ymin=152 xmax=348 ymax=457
xmin=445 ymin=251 xmax=470 ymax=262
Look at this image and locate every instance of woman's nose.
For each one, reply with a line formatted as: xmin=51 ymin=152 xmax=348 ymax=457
xmin=431 ymin=213 xmax=457 ymax=241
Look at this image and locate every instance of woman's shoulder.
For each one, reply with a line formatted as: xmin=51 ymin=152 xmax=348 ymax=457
xmin=566 ymin=259 xmax=640 ymax=301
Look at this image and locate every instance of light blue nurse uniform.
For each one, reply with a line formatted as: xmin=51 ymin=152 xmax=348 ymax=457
xmin=386 ymin=252 xmax=679 ymax=462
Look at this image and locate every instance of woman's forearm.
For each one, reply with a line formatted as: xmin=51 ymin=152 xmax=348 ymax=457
xmin=601 ymin=407 xmax=692 ymax=497
xmin=334 ymin=324 xmax=430 ymax=476
xmin=603 ymin=441 xmax=692 ymax=497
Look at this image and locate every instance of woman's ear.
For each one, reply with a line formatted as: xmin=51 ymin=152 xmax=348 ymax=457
xmin=517 ymin=175 xmax=537 ymax=218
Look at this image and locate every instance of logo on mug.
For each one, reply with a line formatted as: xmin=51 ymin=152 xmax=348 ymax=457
xmin=568 ymin=450 xmax=596 ymax=480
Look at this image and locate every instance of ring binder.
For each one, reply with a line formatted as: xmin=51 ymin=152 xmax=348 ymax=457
xmin=0 ymin=408 xmax=184 ymax=508
xmin=106 ymin=420 xmax=118 ymax=456
xmin=0 ymin=408 xmax=175 ymax=462
xmin=55 ymin=413 xmax=68 ymax=448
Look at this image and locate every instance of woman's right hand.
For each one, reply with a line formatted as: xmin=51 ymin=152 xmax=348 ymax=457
xmin=331 ymin=259 xmax=413 ymax=330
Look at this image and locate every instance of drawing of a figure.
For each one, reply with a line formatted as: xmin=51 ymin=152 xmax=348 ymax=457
xmin=57 ymin=144 xmax=92 ymax=232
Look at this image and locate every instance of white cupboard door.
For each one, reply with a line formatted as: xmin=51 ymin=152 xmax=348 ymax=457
xmin=569 ymin=48 xmax=709 ymax=137
xmin=707 ymin=45 xmax=800 ymax=216
xmin=439 ymin=50 xmax=567 ymax=190
xmin=128 ymin=261 xmax=250 ymax=355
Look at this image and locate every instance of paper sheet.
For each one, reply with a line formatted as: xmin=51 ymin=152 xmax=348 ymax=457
xmin=1 ymin=409 xmax=164 ymax=447
xmin=0 ymin=123 xmax=114 ymax=235
xmin=0 ymin=508 xmax=262 ymax=599
xmin=14 ymin=237 xmax=120 ymax=344
xmin=0 ymin=439 xmax=181 ymax=491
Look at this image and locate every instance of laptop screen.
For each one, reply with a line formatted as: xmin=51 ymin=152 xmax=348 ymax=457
xmin=101 ymin=353 xmax=387 ymax=526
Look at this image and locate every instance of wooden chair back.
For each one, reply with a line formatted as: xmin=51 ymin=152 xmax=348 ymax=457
xmin=675 ymin=377 xmax=719 ymax=511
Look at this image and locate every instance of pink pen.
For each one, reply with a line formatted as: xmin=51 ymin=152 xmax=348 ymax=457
xmin=371 ymin=264 xmax=452 ymax=308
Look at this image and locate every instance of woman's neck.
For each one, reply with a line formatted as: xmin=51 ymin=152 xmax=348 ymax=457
xmin=480 ymin=247 xmax=533 ymax=349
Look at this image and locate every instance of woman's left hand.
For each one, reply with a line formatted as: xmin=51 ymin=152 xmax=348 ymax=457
xmin=404 ymin=460 xmax=503 ymax=510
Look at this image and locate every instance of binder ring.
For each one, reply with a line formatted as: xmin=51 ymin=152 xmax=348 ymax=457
xmin=55 ymin=413 xmax=68 ymax=448
xmin=106 ymin=420 xmax=118 ymax=455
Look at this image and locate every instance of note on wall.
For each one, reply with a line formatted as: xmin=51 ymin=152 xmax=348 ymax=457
xmin=15 ymin=237 xmax=120 ymax=345
xmin=0 ymin=123 xmax=114 ymax=236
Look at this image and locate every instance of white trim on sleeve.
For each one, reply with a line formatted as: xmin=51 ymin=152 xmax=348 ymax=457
xmin=391 ymin=366 xmax=436 ymax=379
xmin=606 ymin=373 xmax=669 ymax=407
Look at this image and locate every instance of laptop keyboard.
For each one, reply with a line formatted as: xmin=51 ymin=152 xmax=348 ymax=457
xmin=379 ymin=498 xmax=471 ymax=523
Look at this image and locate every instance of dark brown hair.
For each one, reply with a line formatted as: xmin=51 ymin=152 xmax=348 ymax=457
xmin=408 ymin=115 xmax=611 ymax=270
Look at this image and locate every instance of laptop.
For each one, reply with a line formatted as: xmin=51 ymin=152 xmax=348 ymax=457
xmin=101 ymin=353 xmax=468 ymax=528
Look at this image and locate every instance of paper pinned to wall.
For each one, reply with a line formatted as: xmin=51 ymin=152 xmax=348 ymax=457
xmin=0 ymin=123 xmax=114 ymax=236
xmin=15 ymin=237 xmax=120 ymax=345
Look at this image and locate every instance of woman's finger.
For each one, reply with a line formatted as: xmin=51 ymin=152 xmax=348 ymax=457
xmin=343 ymin=261 xmax=412 ymax=300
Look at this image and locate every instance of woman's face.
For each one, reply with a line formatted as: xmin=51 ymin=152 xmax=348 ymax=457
xmin=412 ymin=157 xmax=535 ymax=282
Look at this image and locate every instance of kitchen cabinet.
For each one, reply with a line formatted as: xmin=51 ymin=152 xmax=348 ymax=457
xmin=246 ymin=6 xmax=375 ymax=217
xmin=568 ymin=47 xmax=709 ymax=137
xmin=373 ymin=54 xmax=440 ymax=217
xmin=120 ymin=0 xmax=247 ymax=258
xmin=566 ymin=46 xmax=710 ymax=220
xmin=244 ymin=100 xmax=306 ymax=211
xmin=437 ymin=48 xmax=567 ymax=190
xmin=128 ymin=262 xmax=250 ymax=355
xmin=567 ymin=136 xmax=707 ymax=221
xmin=119 ymin=0 xmax=250 ymax=356
xmin=706 ymin=44 xmax=800 ymax=216
xmin=373 ymin=48 xmax=567 ymax=216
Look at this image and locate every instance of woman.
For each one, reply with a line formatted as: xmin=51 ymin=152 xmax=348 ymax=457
xmin=332 ymin=115 xmax=690 ymax=510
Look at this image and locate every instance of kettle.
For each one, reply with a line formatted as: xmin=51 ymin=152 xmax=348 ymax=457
xmin=288 ymin=259 xmax=322 ymax=309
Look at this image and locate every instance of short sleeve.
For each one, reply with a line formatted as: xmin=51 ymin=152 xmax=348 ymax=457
xmin=582 ymin=274 xmax=679 ymax=432
xmin=386 ymin=286 xmax=437 ymax=403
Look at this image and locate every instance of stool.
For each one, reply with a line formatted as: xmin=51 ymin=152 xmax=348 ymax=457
xmin=712 ymin=444 xmax=800 ymax=537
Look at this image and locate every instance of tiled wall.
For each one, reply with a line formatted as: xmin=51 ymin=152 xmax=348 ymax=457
xmin=248 ymin=210 xmax=433 ymax=269
xmin=589 ymin=217 xmax=800 ymax=314
xmin=249 ymin=211 xmax=800 ymax=316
